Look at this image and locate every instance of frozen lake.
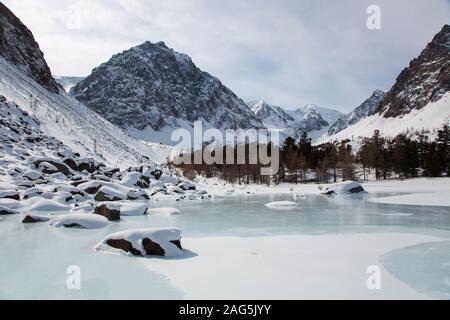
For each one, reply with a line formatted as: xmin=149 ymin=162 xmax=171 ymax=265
xmin=0 ymin=192 xmax=449 ymax=299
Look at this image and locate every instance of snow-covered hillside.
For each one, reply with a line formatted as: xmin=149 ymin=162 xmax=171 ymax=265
xmin=71 ymin=41 xmax=263 ymax=144
xmin=0 ymin=4 xmax=174 ymax=167
xmin=248 ymin=100 xmax=344 ymax=141
xmin=0 ymin=58 xmax=174 ymax=167
xmin=317 ymin=92 xmax=449 ymax=144
xmin=328 ymin=90 xmax=386 ymax=136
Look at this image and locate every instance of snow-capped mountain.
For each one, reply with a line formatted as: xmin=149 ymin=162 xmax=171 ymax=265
xmin=321 ymin=25 xmax=450 ymax=144
xmin=249 ymin=100 xmax=295 ymax=129
xmin=328 ymin=90 xmax=386 ymax=136
xmin=0 ymin=4 xmax=173 ymax=167
xmin=55 ymin=76 xmax=85 ymax=93
xmin=71 ymin=41 xmax=263 ymax=144
xmin=248 ymin=100 xmax=344 ymax=140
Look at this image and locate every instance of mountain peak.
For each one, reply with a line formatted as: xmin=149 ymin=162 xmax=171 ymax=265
xmin=71 ymin=41 xmax=262 ymax=140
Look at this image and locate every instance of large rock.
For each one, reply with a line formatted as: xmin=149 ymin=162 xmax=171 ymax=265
xmin=94 ymin=203 xmax=121 ymax=221
xmin=0 ymin=206 xmax=20 ymax=215
xmin=97 ymin=228 xmax=183 ymax=257
xmin=127 ymin=190 xmax=150 ymax=200
xmin=22 ymin=214 xmax=51 ymax=223
xmin=34 ymin=159 xmax=72 ymax=176
xmin=323 ymin=181 xmax=367 ymax=195
xmin=95 ymin=186 xmax=126 ymax=202
xmin=0 ymin=190 xmax=20 ymax=200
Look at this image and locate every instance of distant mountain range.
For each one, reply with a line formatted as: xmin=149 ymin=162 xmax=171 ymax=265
xmin=248 ymin=100 xmax=344 ymax=140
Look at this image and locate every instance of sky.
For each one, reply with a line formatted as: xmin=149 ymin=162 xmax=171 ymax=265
xmin=2 ymin=0 xmax=449 ymax=112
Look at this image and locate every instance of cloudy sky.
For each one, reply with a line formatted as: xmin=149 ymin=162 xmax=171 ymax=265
xmin=3 ymin=0 xmax=449 ymax=112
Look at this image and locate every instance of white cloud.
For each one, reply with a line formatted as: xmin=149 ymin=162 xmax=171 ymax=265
xmin=3 ymin=0 xmax=449 ymax=112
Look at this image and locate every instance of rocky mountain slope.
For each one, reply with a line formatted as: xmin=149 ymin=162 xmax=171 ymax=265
xmin=320 ymin=25 xmax=449 ymax=144
xmin=249 ymin=100 xmax=344 ymax=140
xmin=0 ymin=3 xmax=59 ymax=93
xmin=328 ymin=90 xmax=386 ymax=135
xmin=377 ymin=24 xmax=450 ymax=118
xmin=0 ymin=4 xmax=173 ymax=167
xmin=71 ymin=41 xmax=263 ymax=141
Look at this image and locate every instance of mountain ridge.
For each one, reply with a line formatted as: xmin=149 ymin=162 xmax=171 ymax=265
xmin=71 ymin=41 xmax=263 ymax=138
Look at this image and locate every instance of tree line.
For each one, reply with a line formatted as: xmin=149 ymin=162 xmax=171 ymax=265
xmin=170 ymin=125 xmax=449 ymax=185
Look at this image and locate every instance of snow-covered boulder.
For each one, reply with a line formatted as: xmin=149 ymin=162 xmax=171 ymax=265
xmin=161 ymin=175 xmax=179 ymax=185
xmin=323 ymin=181 xmax=366 ymax=195
xmin=178 ymin=181 xmax=196 ymax=191
xmin=96 ymin=228 xmax=183 ymax=257
xmin=28 ymin=199 xmax=70 ymax=212
xmin=146 ymin=208 xmax=181 ymax=215
xmin=127 ymin=190 xmax=150 ymax=200
xmin=166 ymin=185 xmax=185 ymax=195
xmin=22 ymin=214 xmax=51 ymax=223
xmin=22 ymin=170 xmax=44 ymax=181
xmin=50 ymin=213 xmax=109 ymax=229
xmin=265 ymin=201 xmax=298 ymax=210
xmin=37 ymin=162 xmax=59 ymax=175
xmin=78 ymin=181 xmax=103 ymax=194
xmin=0 ymin=190 xmax=20 ymax=200
xmin=120 ymin=203 xmax=149 ymax=216
xmin=0 ymin=198 xmax=22 ymax=209
xmin=95 ymin=186 xmax=126 ymax=202
xmin=120 ymin=172 xmax=147 ymax=188
xmin=0 ymin=206 xmax=20 ymax=215
xmin=94 ymin=203 xmax=121 ymax=221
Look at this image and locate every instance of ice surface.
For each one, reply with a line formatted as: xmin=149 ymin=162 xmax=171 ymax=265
xmin=1 ymin=179 xmax=450 ymax=299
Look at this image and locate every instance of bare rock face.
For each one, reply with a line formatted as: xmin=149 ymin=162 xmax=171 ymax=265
xmin=377 ymin=25 xmax=450 ymax=118
xmin=0 ymin=3 xmax=59 ymax=93
xmin=71 ymin=41 xmax=263 ymax=134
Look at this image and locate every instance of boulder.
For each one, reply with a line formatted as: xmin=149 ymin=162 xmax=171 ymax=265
xmin=94 ymin=203 xmax=121 ymax=221
xmin=22 ymin=170 xmax=44 ymax=181
xmin=0 ymin=206 xmax=20 ymax=215
xmin=0 ymin=190 xmax=20 ymax=201
xmin=22 ymin=214 xmax=51 ymax=223
xmin=95 ymin=186 xmax=126 ymax=202
xmin=34 ymin=159 xmax=72 ymax=176
xmin=63 ymin=157 xmax=78 ymax=171
xmin=38 ymin=162 xmax=59 ymax=174
xmin=127 ymin=190 xmax=150 ymax=200
xmin=99 ymin=228 xmax=183 ymax=257
xmin=178 ymin=181 xmax=196 ymax=191
xmin=150 ymin=169 xmax=163 ymax=180
xmin=323 ymin=181 xmax=367 ymax=195
xmin=23 ymin=187 xmax=44 ymax=199
xmin=81 ymin=181 xmax=103 ymax=194
xmin=50 ymin=213 xmax=109 ymax=229
xmin=105 ymin=239 xmax=143 ymax=256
